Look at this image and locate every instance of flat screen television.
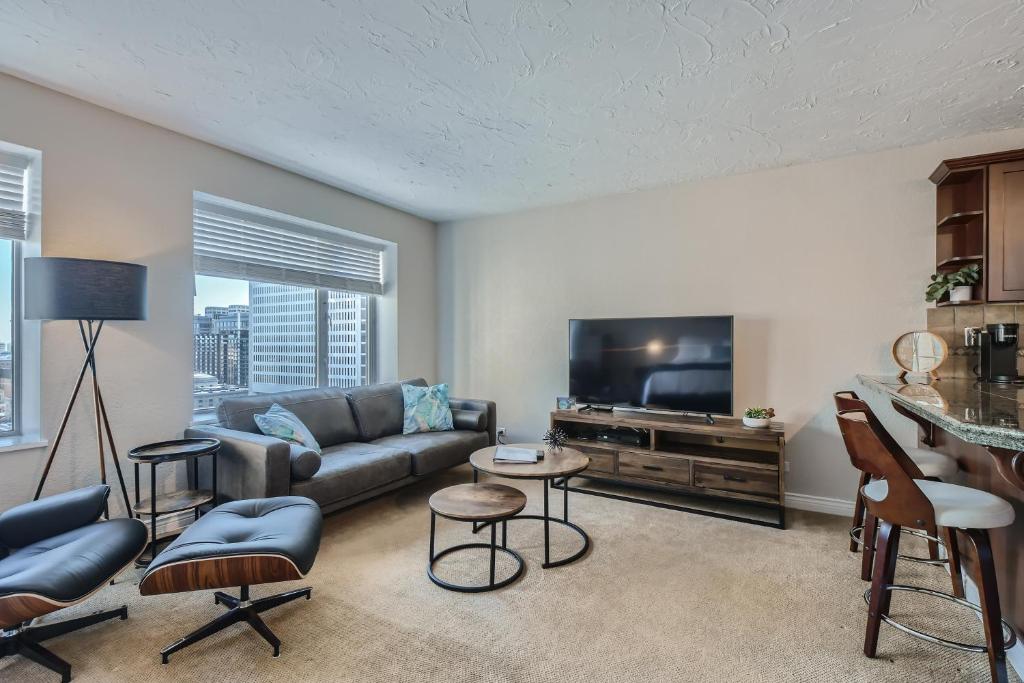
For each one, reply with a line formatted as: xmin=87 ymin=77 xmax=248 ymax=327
xmin=569 ymin=316 xmax=733 ymax=415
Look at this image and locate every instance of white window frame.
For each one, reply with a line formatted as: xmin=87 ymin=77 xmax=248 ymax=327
xmin=191 ymin=193 xmax=395 ymax=422
xmin=0 ymin=140 xmax=44 ymax=452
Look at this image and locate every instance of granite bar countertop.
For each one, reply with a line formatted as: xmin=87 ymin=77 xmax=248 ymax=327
xmin=858 ymin=375 xmax=1024 ymax=451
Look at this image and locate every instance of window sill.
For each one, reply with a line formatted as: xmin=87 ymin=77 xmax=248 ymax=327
xmin=191 ymin=412 xmax=219 ymax=426
xmin=0 ymin=434 xmax=48 ymax=454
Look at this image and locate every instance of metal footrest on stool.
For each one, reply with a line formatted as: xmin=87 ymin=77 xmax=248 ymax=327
xmin=863 ymin=584 xmax=1018 ymax=653
xmin=850 ymin=526 xmax=948 ymax=566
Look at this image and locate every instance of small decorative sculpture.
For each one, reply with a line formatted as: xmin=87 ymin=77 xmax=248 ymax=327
xmin=543 ymin=427 xmax=569 ymax=451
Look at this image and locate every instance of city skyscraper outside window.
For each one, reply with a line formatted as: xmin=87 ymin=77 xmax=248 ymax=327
xmin=0 ymin=240 xmax=13 ymax=433
xmin=193 ymin=274 xmax=372 ymax=416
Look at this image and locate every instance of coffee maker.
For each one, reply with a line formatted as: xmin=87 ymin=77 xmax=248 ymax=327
xmin=965 ymin=323 xmax=1021 ymax=383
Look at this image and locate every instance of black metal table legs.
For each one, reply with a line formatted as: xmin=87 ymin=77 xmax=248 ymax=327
xmin=149 ymin=462 xmax=157 ymax=560
xmin=428 ymin=511 xmax=525 ymax=592
xmin=472 ymin=475 xmax=590 ymax=569
xmin=133 ymin=449 xmax=219 ymax=567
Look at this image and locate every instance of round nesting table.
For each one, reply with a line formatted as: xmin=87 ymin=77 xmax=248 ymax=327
xmin=469 ymin=444 xmax=590 ymax=569
xmin=428 ymin=483 xmax=527 ymax=592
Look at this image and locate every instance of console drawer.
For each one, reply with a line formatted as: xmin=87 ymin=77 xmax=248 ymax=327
xmin=573 ymin=445 xmax=616 ymax=474
xmin=693 ymin=464 xmax=777 ymax=498
xmin=619 ymin=451 xmax=689 ymax=485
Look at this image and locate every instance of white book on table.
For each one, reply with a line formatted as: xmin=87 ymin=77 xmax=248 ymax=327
xmin=493 ymin=446 xmax=543 ymax=463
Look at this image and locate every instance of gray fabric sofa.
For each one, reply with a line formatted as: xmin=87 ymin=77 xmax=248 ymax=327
xmin=185 ymin=378 xmax=495 ymax=514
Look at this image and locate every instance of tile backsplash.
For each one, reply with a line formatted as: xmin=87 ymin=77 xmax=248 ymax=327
xmin=926 ymin=304 xmax=1024 ymax=379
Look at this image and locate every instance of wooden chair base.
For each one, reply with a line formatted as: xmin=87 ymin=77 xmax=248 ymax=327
xmin=865 ymin=522 xmax=1013 ymax=683
xmin=857 ymin=513 xmax=965 ymax=599
xmin=0 ymin=605 xmax=127 ymax=683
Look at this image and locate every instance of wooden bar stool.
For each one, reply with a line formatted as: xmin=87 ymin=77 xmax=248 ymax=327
xmin=837 ymin=409 xmax=1017 ymax=683
xmin=834 ymin=391 xmax=958 ymax=582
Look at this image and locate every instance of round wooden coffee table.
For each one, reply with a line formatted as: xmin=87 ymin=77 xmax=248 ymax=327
xmin=427 ymin=483 xmax=527 ymax=592
xmin=470 ymin=444 xmax=590 ymax=569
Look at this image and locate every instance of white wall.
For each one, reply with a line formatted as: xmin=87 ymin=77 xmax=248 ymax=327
xmin=438 ymin=128 xmax=1024 ymax=504
xmin=0 ymin=73 xmax=437 ymax=512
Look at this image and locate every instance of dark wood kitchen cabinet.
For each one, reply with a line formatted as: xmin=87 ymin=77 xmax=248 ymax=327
xmin=931 ymin=149 xmax=1024 ymax=304
xmin=988 ymin=160 xmax=1024 ymax=301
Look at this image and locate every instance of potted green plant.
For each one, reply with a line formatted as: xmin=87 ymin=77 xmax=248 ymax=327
xmin=925 ymin=264 xmax=980 ymax=304
xmin=743 ymin=407 xmax=775 ymax=428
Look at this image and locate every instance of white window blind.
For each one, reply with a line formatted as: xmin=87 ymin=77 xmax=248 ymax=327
xmin=193 ymin=200 xmax=385 ymax=295
xmin=0 ymin=152 xmax=29 ymax=242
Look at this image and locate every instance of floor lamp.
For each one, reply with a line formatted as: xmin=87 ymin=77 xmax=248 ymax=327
xmin=25 ymin=257 xmax=148 ymax=517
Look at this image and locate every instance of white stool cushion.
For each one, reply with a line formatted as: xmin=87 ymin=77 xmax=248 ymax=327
xmin=862 ymin=479 xmax=1015 ymax=530
xmin=906 ymin=447 xmax=958 ymax=481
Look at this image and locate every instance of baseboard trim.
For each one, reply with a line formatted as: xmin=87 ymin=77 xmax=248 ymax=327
xmin=784 ymin=493 xmax=856 ymax=517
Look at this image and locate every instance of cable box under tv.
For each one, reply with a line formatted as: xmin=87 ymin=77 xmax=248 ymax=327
xmin=595 ymin=429 xmax=647 ymax=447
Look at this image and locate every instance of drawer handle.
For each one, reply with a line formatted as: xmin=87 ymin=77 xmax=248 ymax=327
xmin=641 ymin=464 xmax=664 ymax=472
xmin=723 ymin=474 xmax=747 ymax=483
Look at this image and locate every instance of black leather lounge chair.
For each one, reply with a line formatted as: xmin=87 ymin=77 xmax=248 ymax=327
xmin=0 ymin=485 xmax=147 ymax=682
xmin=139 ymin=496 xmax=322 ymax=663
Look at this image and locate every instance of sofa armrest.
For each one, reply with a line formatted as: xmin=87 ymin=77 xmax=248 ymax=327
xmin=0 ymin=485 xmax=110 ymax=549
xmin=185 ymin=425 xmax=291 ymax=502
xmin=448 ymin=397 xmax=497 ymax=446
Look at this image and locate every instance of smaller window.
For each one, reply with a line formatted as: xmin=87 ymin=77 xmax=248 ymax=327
xmin=0 ymin=147 xmax=35 ymax=437
xmin=0 ymin=239 xmax=16 ymax=434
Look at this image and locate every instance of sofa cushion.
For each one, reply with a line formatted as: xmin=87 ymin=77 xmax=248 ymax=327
xmin=372 ymin=430 xmax=489 ymax=476
xmin=288 ymin=444 xmax=322 ymax=481
xmin=289 ymin=443 xmax=412 ymax=506
xmin=451 ymin=408 xmax=486 ymax=432
xmin=216 ymin=387 xmax=360 ymax=448
xmin=347 ymin=378 xmax=427 ymax=441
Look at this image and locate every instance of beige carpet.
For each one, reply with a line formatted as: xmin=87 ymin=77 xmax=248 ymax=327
xmin=2 ymin=464 xmax=1018 ymax=682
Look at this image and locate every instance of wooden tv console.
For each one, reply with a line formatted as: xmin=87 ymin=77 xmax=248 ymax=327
xmin=550 ymin=410 xmax=786 ymax=528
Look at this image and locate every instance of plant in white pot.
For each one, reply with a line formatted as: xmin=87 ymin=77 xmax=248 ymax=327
xmin=925 ymin=264 xmax=980 ymax=304
xmin=743 ymin=407 xmax=775 ymax=428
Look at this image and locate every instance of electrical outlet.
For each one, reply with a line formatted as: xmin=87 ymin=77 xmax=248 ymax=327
xmin=784 ymin=461 xmax=790 ymax=473
xmin=497 ymin=427 xmax=507 ymax=437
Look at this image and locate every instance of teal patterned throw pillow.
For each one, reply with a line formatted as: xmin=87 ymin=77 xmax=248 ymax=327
xmin=254 ymin=403 xmax=322 ymax=454
xmin=403 ymin=383 xmax=454 ymax=434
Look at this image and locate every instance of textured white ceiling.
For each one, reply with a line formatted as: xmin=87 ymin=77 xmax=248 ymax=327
xmin=1 ymin=1 xmax=1023 ymax=221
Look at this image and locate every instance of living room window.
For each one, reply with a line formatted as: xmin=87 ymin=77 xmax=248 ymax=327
xmin=0 ymin=149 xmax=35 ymax=438
xmin=192 ymin=195 xmax=383 ymax=419
xmin=0 ymin=238 xmax=19 ymax=435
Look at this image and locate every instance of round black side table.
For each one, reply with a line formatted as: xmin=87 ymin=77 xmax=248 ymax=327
xmin=127 ymin=438 xmax=220 ymax=566
xmin=427 ymin=483 xmax=527 ymax=592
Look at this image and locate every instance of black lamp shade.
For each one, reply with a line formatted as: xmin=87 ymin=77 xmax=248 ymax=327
xmin=25 ymin=257 xmax=148 ymax=321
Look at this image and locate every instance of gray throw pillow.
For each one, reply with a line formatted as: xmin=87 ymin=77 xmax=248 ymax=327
xmin=254 ymin=403 xmax=322 ymax=454
xmin=288 ymin=444 xmax=322 ymax=481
